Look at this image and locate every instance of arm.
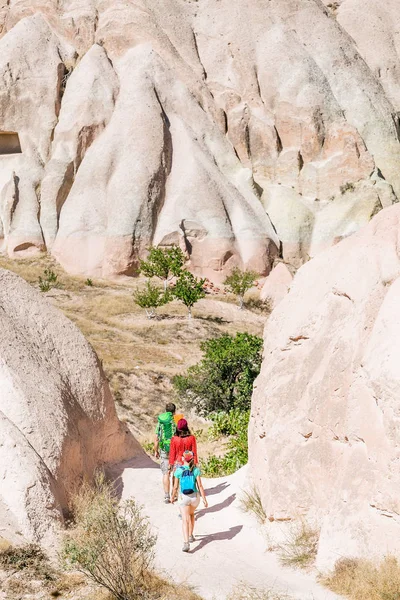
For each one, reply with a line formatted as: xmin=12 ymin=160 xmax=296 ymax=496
xmin=154 ymin=434 xmax=160 ymax=459
xmin=196 ymin=476 xmax=208 ymax=508
xmin=170 ymin=475 xmax=180 ymax=504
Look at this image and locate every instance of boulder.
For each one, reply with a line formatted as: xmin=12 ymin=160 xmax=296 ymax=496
xmin=249 ymin=204 xmax=400 ymax=569
xmin=260 ymin=262 xmax=293 ymax=309
xmin=0 ymin=268 xmax=139 ymax=546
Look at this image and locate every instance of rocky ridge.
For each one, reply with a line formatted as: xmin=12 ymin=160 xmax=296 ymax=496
xmin=0 ymin=0 xmax=399 ymax=279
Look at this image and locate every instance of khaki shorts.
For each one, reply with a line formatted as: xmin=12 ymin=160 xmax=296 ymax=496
xmin=160 ymin=450 xmax=171 ymax=475
xmin=179 ymin=492 xmax=200 ymax=508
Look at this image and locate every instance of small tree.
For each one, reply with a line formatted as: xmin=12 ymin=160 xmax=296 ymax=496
xmin=133 ymin=280 xmax=170 ymax=319
xmin=224 ymin=268 xmax=258 ymax=309
xmin=173 ymin=332 xmax=263 ymax=413
xmin=172 ymin=270 xmax=205 ymax=319
xmin=62 ymin=474 xmax=156 ymax=600
xmin=139 ymin=246 xmax=186 ymax=291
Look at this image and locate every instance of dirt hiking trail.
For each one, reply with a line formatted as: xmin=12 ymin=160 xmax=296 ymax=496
xmin=112 ymin=455 xmax=344 ymax=600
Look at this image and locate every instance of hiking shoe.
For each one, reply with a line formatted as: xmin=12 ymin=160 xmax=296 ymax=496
xmin=164 ymin=495 xmax=170 ymax=504
xmin=182 ymin=543 xmax=190 ymax=553
xmin=189 ymin=535 xmax=196 ymax=543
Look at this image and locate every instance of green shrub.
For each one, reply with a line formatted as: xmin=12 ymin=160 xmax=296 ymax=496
xmin=139 ymin=246 xmax=185 ymax=291
xmin=133 ymin=280 xmax=171 ymax=319
xmin=224 ymin=268 xmax=258 ymax=309
xmin=38 ymin=268 xmax=59 ymax=292
xmin=85 ymin=278 xmax=93 ymax=287
xmin=173 ymin=332 xmax=262 ymax=415
xmin=62 ymin=474 xmax=156 ymax=600
xmin=201 ymin=410 xmax=249 ymax=477
xmin=172 ymin=270 xmax=205 ymax=318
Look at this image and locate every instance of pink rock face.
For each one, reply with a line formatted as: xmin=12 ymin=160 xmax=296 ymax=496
xmin=0 ymin=1 xmax=399 ymax=278
xmin=260 ymin=262 xmax=293 ymax=309
xmin=0 ymin=268 xmax=139 ymax=546
xmin=249 ymin=205 xmax=400 ymax=568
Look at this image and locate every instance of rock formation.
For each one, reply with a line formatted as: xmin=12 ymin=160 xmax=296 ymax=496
xmin=249 ymin=204 xmax=400 ymax=568
xmin=0 ymin=1 xmax=399 ymax=279
xmin=0 ymin=268 xmax=139 ymax=545
xmin=260 ymin=262 xmax=293 ymax=310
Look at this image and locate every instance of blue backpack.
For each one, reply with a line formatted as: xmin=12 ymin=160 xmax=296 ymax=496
xmin=180 ymin=468 xmax=196 ymax=495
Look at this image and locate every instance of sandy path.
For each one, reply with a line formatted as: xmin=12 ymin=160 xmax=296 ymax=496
xmin=113 ymin=455 xmax=344 ymax=600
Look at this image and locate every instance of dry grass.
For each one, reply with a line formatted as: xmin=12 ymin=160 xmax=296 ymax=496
xmin=228 ymin=583 xmax=290 ymax=600
xmin=276 ymin=520 xmax=319 ymax=569
xmin=239 ymin=486 xmax=266 ymax=524
xmin=321 ymin=555 xmax=400 ymax=600
xmin=0 ymin=254 xmax=266 ymax=455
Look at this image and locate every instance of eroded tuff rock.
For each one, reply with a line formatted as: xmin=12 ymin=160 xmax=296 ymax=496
xmin=249 ymin=205 xmax=400 ymax=568
xmin=0 ymin=268 xmax=139 ymax=545
xmin=0 ymin=0 xmax=400 ymax=278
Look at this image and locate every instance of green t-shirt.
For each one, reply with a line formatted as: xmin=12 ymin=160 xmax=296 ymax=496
xmin=174 ymin=466 xmax=201 ymax=493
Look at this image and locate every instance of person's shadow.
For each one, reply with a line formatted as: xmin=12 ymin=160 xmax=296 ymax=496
xmin=204 ymin=482 xmax=230 ymax=497
xmin=196 ymin=493 xmax=236 ymax=519
xmin=190 ymin=525 xmax=243 ymax=553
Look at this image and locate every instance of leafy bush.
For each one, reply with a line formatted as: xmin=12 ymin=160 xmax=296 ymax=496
xmin=172 ymin=270 xmax=205 ymax=318
xmin=38 ymin=268 xmax=59 ymax=292
xmin=139 ymin=246 xmax=185 ymax=291
xmin=224 ymin=268 xmax=258 ymax=309
xmin=85 ymin=278 xmax=94 ymax=287
xmin=133 ymin=280 xmax=171 ymax=318
xmin=173 ymin=332 xmax=263 ymax=414
xmin=240 ymin=486 xmax=266 ymax=524
xmin=321 ymin=556 xmax=400 ymax=600
xmin=201 ymin=410 xmax=249 ymax=477
xmin=62 ymin=474 xmax=156 ymax=600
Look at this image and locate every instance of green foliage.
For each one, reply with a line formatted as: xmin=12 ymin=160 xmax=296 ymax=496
xmin=85 ymin=278 xmax=94 ymax=287
xmin=172 ymin=270 xmax=205 ymax=318
xmin=208 ymin=408 xmax=250 ymax=439
xmin=224 ymin=268 xmax=258 ymax=308
xmin=133 ymin=280 xmax=171 ymax=318
xmin=38 ymin=268 xmax=59 ymax=292
xmin=173 ymin=332 xmax=263 ymax=414
xmin=62 ymin=474 xmax=156 ymax=600
xmin=139 ymin=246 xmax=186 ymax=289
xmin=200 ymin=409 xmax=249 ymax=478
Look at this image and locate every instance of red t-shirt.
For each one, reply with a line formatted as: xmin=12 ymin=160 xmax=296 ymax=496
xmin=169 ymin=435 xmax=198 ymax=466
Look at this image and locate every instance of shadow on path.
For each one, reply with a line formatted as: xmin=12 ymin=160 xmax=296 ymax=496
xmin=204 ymin=482 xmax=230 ymax=497
xmin=109 ymin=452 xmax=159 ymax=499
xmin=196 ymin=493 xmax=236 ymax=519
xmin=191 ymin=525 xmax=243 ymax=553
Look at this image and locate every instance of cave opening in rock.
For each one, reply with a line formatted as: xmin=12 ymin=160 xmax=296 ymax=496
xmin=0 ymin=131 xmax=22 ymax=155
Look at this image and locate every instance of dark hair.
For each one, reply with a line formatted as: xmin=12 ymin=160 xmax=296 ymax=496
xmin=166 ymin=403 xmax=176 ymax=414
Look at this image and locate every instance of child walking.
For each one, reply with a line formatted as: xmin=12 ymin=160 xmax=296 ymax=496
xmin=171 ymin=450 xmax=208 ymax=552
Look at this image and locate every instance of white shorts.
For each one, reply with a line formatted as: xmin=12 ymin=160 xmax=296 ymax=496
xmin=178 ymin=492 xmax=200 ymax=508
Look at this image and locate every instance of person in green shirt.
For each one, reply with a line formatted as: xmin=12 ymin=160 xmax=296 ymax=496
xmin=154 ymin=402 xmax=176 ymax=503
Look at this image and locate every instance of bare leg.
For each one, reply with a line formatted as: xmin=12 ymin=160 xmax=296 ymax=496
xmin=163 ymin=471 xmax=170 ymax=496
xmin=189 ymin=507 xmax=195 ymax=537
xmin=180 ymin=505 xmax=190 ymax=543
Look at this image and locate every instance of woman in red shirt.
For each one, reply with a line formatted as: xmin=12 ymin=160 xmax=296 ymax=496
xmin=169 ymin=419 xmax=198 ymax=468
